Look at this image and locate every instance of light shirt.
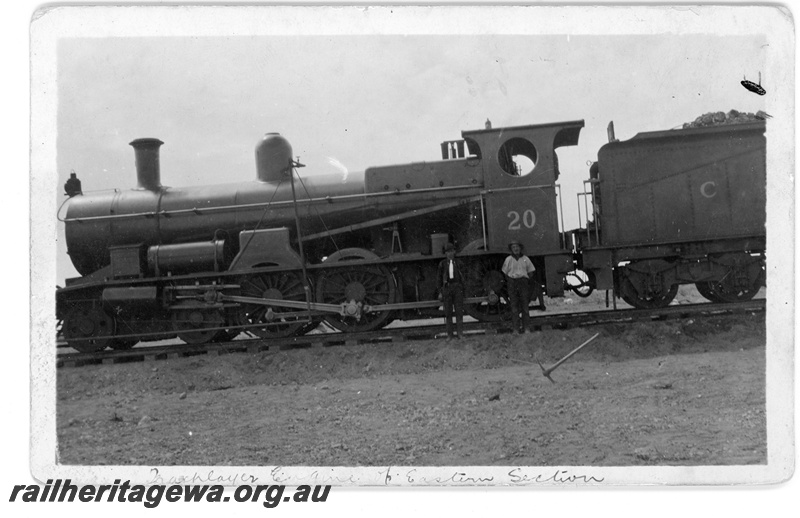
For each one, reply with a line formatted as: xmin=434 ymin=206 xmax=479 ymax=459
xmin=502 ymin=255 xmax=535 ymax=279
xmin=449 ymin=260 xmax=454 ymax=279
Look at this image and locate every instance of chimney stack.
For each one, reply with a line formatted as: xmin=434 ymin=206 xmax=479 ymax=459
xmin=130 ymin=138 xmax=164 ymax=191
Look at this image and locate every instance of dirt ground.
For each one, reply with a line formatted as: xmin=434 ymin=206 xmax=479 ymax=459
xmin=56 ymin=288 xmax=766 ymax=467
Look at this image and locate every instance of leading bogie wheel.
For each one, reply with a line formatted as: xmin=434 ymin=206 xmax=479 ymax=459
xmin=172 ymin=308 xmax=224 ymax=344
xmin=63 ymin=306 xmax=116 ymax=353
xmin=109 ymin=339 xmax=137 ymax=350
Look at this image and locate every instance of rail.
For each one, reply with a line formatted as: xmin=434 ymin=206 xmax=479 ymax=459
xmin=60 ymin=295 xmax=494 ymax=344
xmin=57 ymin=298 xmax=766 ymax=368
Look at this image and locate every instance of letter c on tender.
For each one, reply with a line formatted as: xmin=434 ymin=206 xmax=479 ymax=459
xmin=700 ymin=181 xmax=717 ymax=198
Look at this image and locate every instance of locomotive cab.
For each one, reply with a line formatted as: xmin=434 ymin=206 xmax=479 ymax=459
xmin=461 ymin=120 xmax=585 ymax=296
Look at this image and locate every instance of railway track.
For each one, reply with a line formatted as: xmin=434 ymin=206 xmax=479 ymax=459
xmin=56 ymin=299 xmax=765 ymax=368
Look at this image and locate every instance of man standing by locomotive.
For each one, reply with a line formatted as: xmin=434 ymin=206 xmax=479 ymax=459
xmin=438 ymin=243 xmax=465 ymax=340
xmin=502 ymin=241 xmax=536 ymax=334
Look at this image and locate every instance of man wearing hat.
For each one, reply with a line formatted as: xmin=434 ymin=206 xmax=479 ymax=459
xmin=437 ymin=242 xmax=465 ymax=339
xmin=502 ymin=240 xmax=536 ymax=334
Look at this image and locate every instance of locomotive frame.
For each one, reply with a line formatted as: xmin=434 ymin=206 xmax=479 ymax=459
xmin=57 ymin=120 xmax=585 ymax=351
xmin=56 ymin=118 xmax=767 ymax=352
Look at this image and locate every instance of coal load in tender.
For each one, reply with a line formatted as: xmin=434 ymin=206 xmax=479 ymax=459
xmin=682 ymin=109 xmax=770 ymax=129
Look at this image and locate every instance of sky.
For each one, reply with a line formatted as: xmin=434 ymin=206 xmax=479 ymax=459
xmin=14 ymin=3 xmax=798 ymax=517
xmin=53 ymin=23 xmax=775 ymax=283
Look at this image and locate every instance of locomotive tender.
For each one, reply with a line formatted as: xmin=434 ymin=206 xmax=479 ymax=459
xmin=576 ymin=121 xmax=766 ymax=308
xmin=57 ymin=118 xmax=766 ymax=352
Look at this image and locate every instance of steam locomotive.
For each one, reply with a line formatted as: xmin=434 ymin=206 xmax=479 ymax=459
xmin=56 ymin=117 xmax=766 ymax=352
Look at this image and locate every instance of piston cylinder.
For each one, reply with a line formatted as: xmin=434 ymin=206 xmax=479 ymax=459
xmin=102 ymin=286 xmax=158 ymax=308
xmin=147 ymin=239 xmax=229 ymax=275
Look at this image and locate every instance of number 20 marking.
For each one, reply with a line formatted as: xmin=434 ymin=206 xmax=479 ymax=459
xmin=507 ymin=209 xmax=536 ymax=230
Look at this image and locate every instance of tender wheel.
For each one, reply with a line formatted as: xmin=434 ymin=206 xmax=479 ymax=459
xmin=63 ymin=306 xmax=116 ymax=353
xmin=619 ymin=277 xmax=678 ymax=309
xmin=234 ymin=271 xmax=311 ymax=339
xmin=695 ymin=281 xmax=723 ymax=303
xmin=316 ymin=248 xmax=396 ymax=333
xmin=707 ymin=274 xmax=759 ymax=303
xmin=697 ymin=256 xmax=764 ymax=304
xmin=172 ymin=308 xmax=224 ymax=344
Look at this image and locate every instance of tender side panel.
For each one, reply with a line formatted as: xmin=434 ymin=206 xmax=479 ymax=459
xmin=598 ymin=123 xmax=766 ymax=247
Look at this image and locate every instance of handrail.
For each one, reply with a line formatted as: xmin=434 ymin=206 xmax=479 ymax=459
xmin=61 ymin=184 xmax=481 ymax=223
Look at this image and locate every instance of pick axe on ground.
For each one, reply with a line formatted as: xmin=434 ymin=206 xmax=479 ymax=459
xmin=536 ymin=332 xmax=600 ymax=383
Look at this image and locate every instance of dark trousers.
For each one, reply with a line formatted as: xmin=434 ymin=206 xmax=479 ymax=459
xmin=442 ymin=283 xmax=464 ymax=337
xmin=507 ymin=277 xmax=531 ymax=333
